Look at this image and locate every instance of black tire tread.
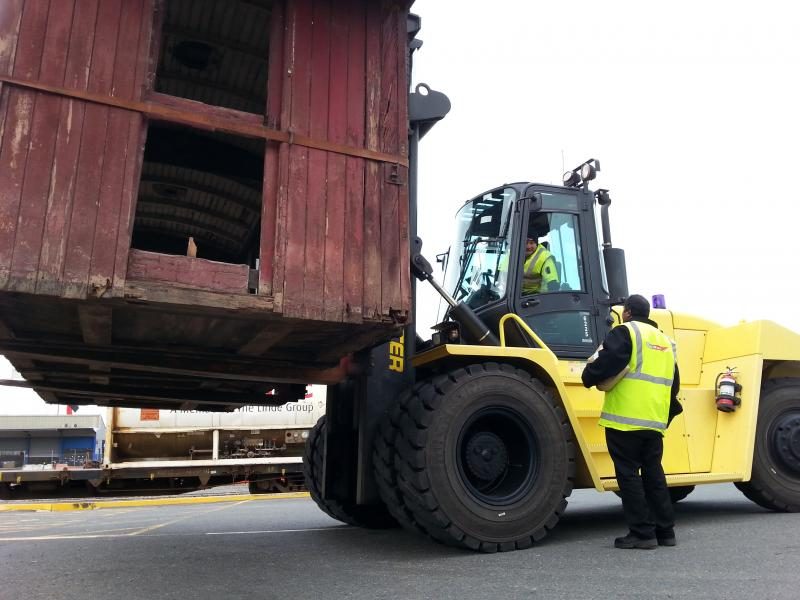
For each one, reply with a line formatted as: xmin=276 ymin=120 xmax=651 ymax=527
xmin=389 ymin=362 xmax=576 ymax=552
xmin=734 ymin=378 xmax=800 ymax=512
xmin=303 ymin=415 xmax=397 ymax=528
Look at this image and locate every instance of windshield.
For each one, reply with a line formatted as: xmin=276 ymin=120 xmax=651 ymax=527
xmin=441 ymin=187 xmax=517 ymax=314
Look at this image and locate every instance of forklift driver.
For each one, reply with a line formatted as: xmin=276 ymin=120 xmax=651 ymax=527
xmin=522 ymin=236 xmax=559 ymax=295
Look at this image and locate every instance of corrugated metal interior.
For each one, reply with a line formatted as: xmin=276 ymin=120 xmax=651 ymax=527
xmin=132 ymin=124 xmax=265 ymax=265
xmin=155 ymin=0 xmax=271 ymax=114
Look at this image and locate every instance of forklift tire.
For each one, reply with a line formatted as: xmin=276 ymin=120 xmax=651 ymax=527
xmin=735 ymin=378 xmax=800 ymax=512
xmin=303 ymin=415 xmax=397 ymax=528
xmin=390 ymin=363 xmax=575 ymax=552
xmin=373 ymin=382 xmax=427 ymax=534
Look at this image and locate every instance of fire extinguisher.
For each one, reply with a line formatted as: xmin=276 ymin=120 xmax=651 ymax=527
xmin=715 ymin=368 xmax=742 ymax=412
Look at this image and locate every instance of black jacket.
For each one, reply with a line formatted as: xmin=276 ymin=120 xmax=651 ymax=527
xmin=581 ymin=315 xmax=683 ymax=423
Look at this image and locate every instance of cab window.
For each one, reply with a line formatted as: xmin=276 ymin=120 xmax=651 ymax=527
xmin=522 ymin=211 xmax=584 ymax=295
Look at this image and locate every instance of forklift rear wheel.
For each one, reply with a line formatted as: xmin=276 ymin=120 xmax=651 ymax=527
xmin=303 ymin=415 xmax=397 ymax=528
xmin=735 ymin=378 xmax=800 ymax=511
xmin=386 ymin=363 xmax=575 ymax=552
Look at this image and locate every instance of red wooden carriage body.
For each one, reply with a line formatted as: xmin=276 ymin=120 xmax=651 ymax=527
xmin=0 ymin=0 xmax=413 ymax=409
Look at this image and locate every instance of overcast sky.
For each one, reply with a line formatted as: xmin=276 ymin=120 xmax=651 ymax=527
xmin=3 ymin=0 xmax=800 ymax=415
xmin=413 ymin=0 xmax=800 ymax=332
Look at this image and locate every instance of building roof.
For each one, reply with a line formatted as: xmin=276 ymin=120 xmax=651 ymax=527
xmin=0 ymin=415 xmax=104 ymax=432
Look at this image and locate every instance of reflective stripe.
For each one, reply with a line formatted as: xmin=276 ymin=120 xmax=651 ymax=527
xmin=623 ymin=322 xmax=673 ymax=388
xmin=600 ymin=411 xmax=667 ymax=431
xmin=626 ymin=372 xmax=674 ymax=386
xmin=631 ymin=321 xmax=643 ymax=372
xmin=525 ymin=246 xmax=545 ymax=276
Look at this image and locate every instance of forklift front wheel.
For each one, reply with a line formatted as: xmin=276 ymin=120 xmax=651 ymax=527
xmin=389 ymin=363 xmax=575 ymax=552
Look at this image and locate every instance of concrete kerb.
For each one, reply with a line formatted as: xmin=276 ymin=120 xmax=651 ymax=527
xmin=0 ymin=491 xmax=311 ymax=512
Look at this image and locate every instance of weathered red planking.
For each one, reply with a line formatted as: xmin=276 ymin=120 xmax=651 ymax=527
xmin=0 ymin=1 xmax=49 ymax=289
xmin=36 ymin=0 xmax=99 ymax=296
xmin=303 ymin=0 xmax=332 ymax=321
xmin=127 ymin=249 xmax=249 ymax=293
xmin=363 ymin=1 xmax=383 ymax=320
xmin=9 ymin=0 xmax=72 ymax=293
xmin=1 ymin=0 xmax=411 ymax=325
xmin=112 ymin=0 xmax=153 ymax=298
xmin=342 ymin=0 xmax=367 ymax=324
xmin=378 ymin=1 xmax=402 ymax=318
xmin=394 ymin=5 xmax=412 ymax=319
xmin=272 ymin=0 xmax=302 ymax=314
xmin=61 ymin=0 xmax=121 ymax=299
xmin=0 ymin=0 xmax=24 ymax=145
xmin=88 ymin=0 xmax=147 ymax=299
xmin=281 ymin=0 xmax=314 ymax=319
xmin=322 ymin=3 xmax=350 ymax=322
xmin=259 ymin=0 xmax=286 ymax=297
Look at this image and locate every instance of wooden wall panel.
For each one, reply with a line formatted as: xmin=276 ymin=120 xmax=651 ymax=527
xmin=35 ymin=0 xmax=99 ymax=296
xmin=281 ymin=0 xmax=313 ymax=318
xmin=363 ymin=1 xmax=383 ymax=320
xmin=303 ymin=0 xmax=331 ymax=321
xmin=0 ymin=0 xmax=48 ymax=289
xmin=260 ymin=0 xmax=287 ymax=297
xmin=378 ymin=2 xmax=403 ymax=320
xmin=127 ymin=249 xmax=249 ymax=294
xmin=0 ymin=0 xmax=152 ymax=299
xmin=323 ymin=3 xmax=349 ymax=322
xmin=381 ymin=1 xmax=412 ymax=316
xmin=89 ymin=0 xmax=148 ymax=298
xmin=276 ymin=0 xmax=411 ymax=324
xmin=8 ymin=0 xmax=72 ymax=293
xmin=0 ymin=0 xmax=410 ymax=325
xmin=112 ymin=0 xmax=153 ymax=298
xmin=342 ymin=0 xmax=367 ymax=324
xmin=61 ymin=0 xmax=121 ymax=298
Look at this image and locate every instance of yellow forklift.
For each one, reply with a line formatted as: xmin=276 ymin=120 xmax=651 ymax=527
xmin=306 ymin=158 xmax=800 ymax=552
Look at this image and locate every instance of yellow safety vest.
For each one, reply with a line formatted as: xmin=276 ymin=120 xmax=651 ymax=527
xmin=522 ymin=246 xmax=558 ymax=294
xmin=599 ymin=321 xmax=676 ymax=434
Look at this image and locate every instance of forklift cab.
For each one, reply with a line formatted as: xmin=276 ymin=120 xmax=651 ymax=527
xmin=439 ymin=180 xmax=623 ymax=359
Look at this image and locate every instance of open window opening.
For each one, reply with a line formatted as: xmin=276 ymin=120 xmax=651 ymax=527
xmin=154 ymin=0 xmax=273 ymax=114
xmin=131 ymin=122 xmax=265 ymax=267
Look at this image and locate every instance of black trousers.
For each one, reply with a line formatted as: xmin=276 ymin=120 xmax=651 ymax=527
xmin=605 ymin=427 xmax=675 ymax=539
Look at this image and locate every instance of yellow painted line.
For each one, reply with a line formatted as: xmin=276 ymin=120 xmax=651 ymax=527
xmin=0 ymin=499 xmax=254 ymax=541
xmin=128 ymin=499 xmax=247 ymax=536
xmin=0 ymin=491 xmax=310 ymax=512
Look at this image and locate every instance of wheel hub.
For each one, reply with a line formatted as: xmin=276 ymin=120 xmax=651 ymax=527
xmin=771 ymin=410 xmax=800 ymax=476
xmin=456 ymin=406 xmax=539 ymax=506
xmin=465 ymin=431 xmax=508 ymax=482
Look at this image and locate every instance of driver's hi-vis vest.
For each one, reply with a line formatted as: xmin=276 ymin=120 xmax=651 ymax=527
xmin=599 ymin=321 xmax=676 ymax=434
xmin=522 ymin=245 xmax=557 ymax=293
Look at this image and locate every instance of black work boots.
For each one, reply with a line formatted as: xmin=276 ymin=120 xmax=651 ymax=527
xmin=614 ymin=534 xmax=657 ymax=549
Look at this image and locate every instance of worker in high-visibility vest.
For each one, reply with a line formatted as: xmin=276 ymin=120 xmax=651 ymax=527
xmin=522 ymin=237 xmax=559 ymax=294
xmin=581 ymin=294 xmax=683 ymax=550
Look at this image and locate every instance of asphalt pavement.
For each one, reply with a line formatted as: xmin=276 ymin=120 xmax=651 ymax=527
xmin=0 ymin=483 xmax=797 ymax=600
